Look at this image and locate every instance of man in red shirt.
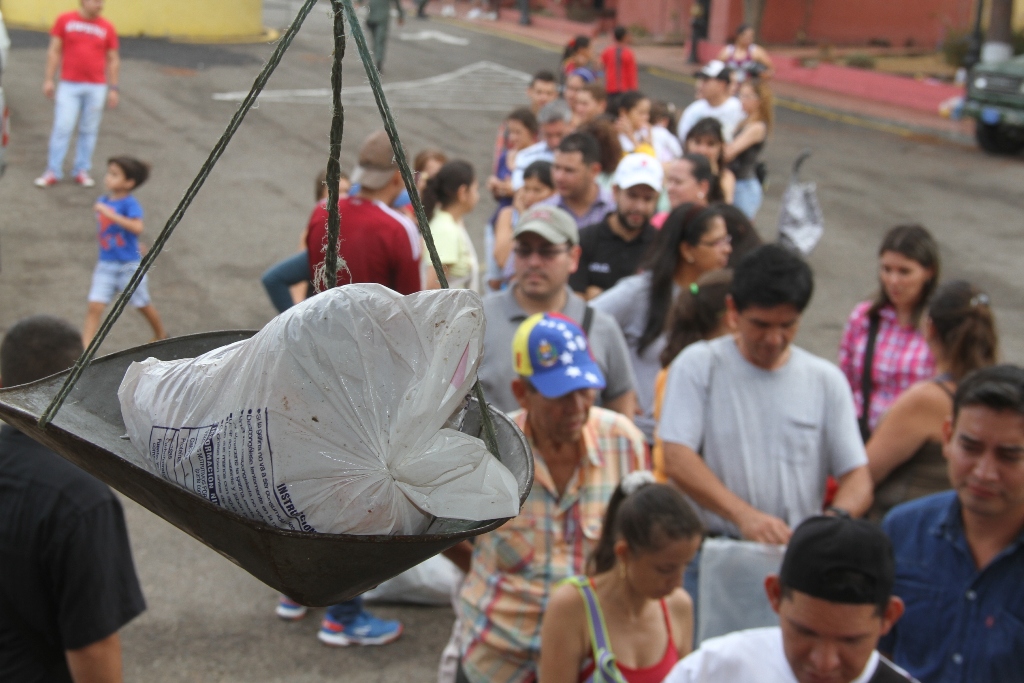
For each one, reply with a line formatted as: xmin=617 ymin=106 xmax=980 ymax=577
xmin=35 ymin=0 xmax=120 ymax=188
xmin=306 ymin=129 xmax=422 ymax=295
xmin=601 ymin=26 xmax=638 ymax=101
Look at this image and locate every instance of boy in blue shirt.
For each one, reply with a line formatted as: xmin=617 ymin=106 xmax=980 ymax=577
xmin=82 ymin=156 xmax=167 ymax=345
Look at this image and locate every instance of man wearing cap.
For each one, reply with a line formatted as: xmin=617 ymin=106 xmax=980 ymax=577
xmin=478 ymin=204 xmax=637 ymax=419
xmin=570 ymin=153 xmax=663 ymax=300
xmin=455 ymin=312 xmax=648 ymax=683
xmin=541 ymin=132 xmax=616 ymax=231
xmin=306 ymin=129 xmax=421 ymax=294
xmin=676 ymin=60 xmax=744 ymax=142
xmin=511 ymin=99 xmax=573 ymax=191
xmin=665 ymin=515 xmax=915 ymax=683
xmin=880 ymin=365 xmax=1024 ymax=683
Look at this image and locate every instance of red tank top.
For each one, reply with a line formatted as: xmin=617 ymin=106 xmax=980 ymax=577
xmin=578 ymin=595 xmax=680 ymax=683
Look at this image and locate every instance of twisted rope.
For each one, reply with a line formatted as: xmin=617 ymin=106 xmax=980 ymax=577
xmin=337 ymin=0 xmax=499 ymax=458
xmin=324 ymin=0 xmax=346 ymax=288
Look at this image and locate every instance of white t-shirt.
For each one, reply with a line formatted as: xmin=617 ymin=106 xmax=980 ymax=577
xmin=665 ymin=627 xmax=882 ymax=683
xmin=658 ymin=336 xmax=867 ymax=536
xmin=511 ymin=140 xmax=554 ymax=190
xmin=652 ymin=125 xmax=683 ymax=163
xmin=677 ymin=97 xmax=745 ymax=142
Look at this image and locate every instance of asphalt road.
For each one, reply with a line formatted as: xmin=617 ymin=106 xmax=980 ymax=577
xmin=1 ymin=1 xmax=1023 ymax=681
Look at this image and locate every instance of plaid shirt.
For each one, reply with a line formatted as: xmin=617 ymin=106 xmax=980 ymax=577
xmin=457 ymin=407 xmax=648 ymax=683
xmin=839 ymin=302 xmax=935 ymax=431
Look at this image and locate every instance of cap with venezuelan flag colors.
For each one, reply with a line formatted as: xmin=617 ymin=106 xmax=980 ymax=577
xmin=512 ymin=312 xmax=606 ymax=399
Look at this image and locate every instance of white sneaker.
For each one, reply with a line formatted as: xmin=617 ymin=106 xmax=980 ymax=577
xmin=441 ymin=5 xmax=456 ymax=17
xmin=467 ymin=8 xmax=481 ymax=18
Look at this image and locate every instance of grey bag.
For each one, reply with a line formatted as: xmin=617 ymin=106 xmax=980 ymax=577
xmin=697 ymin=538 xmax=785 ymax=643
xmin=777 ymin=150 xmax=823 ymax=255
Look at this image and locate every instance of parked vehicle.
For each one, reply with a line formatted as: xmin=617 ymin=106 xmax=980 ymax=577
xmin=964 ymin=54 xmax=1024 ymax=155
xmin=0 ymin=9 xmax=10 ymax=178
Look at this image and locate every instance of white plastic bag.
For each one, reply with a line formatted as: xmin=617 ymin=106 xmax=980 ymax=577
xmin=118 ymin=283 xmax=520 ymax=536
xmin=777 ymin=151 xmax=824 ymax=256
xmin=696 ymin=538 xmax=784 ymax=643
xmin=363 ymin=555 xmax=463 ymax=605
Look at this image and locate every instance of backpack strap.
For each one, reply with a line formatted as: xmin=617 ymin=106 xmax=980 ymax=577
xmin=582 ymin=305 xmax=595 ymax=337
xmin=858 ymin=314 xmax=881 ymax=441
xmin=563 ymin=577 xmax=628 ymax=683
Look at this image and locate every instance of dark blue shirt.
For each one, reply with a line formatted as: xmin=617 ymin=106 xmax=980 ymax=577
xmin=880 ymin=491 xmax=1024 ymax=683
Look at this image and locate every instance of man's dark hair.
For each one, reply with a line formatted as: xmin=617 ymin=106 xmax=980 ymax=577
xmin=531 ymin=69 xmax=557 ymax=86
xmin=0 ymin=316 xmax=83 ymax=388
xmin=953 ymin=364 xmax=1024 ymax=422
xmin=780 ymin=574 xmax=887 ymax=616
xmin=679 ymin=152 xmax=713 ymax=185
xmin=614 ymin=26 xmax=628 ymax=42
xmin=731 ymin=243 xmax=814 ymax=313
xmin=557 ymin=132 xmax=601 ymax=167
xmin=108 ymin=156 xmax=151 ymax=189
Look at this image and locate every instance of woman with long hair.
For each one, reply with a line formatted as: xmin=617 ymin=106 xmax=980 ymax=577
xmin=839 ymin=225 xmax=940 ymax=439
xmin=716 ymin=204 xmax=763 ymax=267
xmin=580 ymin=118 xmax=625 ymax=192
xmin=724 ymin=79 xmax=773 ymax=220
xmin=866 ymin=280 xmax=998 ymax=521
xmin=422 ymin=160 xmax=480 ymax=290
xmin=651 ymin=269 xmax=734 ymax=481
xmin=591 ymin=204 xmax=731 ymax=442
xmin=684 ymin=118 xmax=735 ymax=204
xmin=539 ymin=473 xmax=703 ymax=683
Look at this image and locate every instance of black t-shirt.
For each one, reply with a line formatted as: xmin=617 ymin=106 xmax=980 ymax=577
xmin=0 ymin=425 xmax=146 ymax=683
xmin=569 ymin=216 xmax=656 ymax=295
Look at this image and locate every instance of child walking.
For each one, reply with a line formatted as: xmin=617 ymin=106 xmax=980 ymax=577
xmin=82 ymin=156 xmax=167 ymax=345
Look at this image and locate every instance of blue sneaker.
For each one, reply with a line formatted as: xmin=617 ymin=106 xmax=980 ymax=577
xmin=317 ymin=609 xmax=403 ymax=646
xmin=275 ymin=595 xmax=308 ymax=621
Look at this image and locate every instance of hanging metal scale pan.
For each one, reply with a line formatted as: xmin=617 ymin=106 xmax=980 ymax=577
xmin=0 ymin=331 xmax=533 ymax=606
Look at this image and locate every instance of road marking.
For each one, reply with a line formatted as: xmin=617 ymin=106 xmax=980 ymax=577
xmin=398 ymin=30 xmax=470 ymax=46
xmin=212 ymin=60 xmax=531 ymax=110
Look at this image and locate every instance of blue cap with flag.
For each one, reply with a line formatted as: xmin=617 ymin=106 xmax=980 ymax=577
xmin=512 ymin=312 xmax=606 ymax=398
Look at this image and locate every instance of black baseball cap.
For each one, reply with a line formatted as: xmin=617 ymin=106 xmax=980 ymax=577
xmin=779 ymin=516 xmax=895 ymax=606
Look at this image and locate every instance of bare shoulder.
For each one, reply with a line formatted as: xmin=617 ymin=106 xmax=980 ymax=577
xmin=665 ymin=587 xmax=694 ymax=620
xmin=892 ymin=379 xmax=952 ymax=416
xmin=547 ymin=580 xmax=588 ymax=621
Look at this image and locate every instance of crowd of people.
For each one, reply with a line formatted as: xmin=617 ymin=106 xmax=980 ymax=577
xmin=3 ymin=3 xmax=1022 ymax=683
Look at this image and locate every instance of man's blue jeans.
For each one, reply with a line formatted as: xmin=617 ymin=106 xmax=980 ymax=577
xmin=47 ymin=81 xmax=108 ymax=179
xmin=261 ymin=250 xmax=309 ymax=313
xmin=326 ymin=597 xmax=363 ymax=624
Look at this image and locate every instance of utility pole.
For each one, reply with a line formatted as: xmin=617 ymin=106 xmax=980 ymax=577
xmin=982 ymin=0 xmax=1014 ymax=63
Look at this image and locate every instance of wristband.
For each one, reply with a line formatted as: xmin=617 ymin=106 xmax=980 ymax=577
xmin=824 ymin=506 xmax=851 ymax=519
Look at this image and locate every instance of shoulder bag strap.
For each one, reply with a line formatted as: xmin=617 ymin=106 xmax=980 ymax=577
xmin=582 ymin=305 xmax=595 ymax=337
xmin=565 ymin=577 xmax=628 ymax=683
xmin=858 ymin=315 xmax=881 ymax=441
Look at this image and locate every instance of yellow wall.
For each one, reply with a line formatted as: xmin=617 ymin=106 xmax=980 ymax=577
xmin=0 ymin=0 xmax=265 ymax=41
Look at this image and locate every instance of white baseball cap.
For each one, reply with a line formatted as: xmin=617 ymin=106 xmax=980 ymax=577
xmin=612 ymin=153 xmax=664 ymax=192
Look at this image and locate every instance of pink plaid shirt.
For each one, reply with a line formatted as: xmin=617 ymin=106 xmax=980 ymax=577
xmin=839 ymin=301 xmax=935 ymax=431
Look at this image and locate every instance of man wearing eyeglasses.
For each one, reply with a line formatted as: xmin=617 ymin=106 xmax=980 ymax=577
xmin=478 ymin=205 xmax=637 ymax=419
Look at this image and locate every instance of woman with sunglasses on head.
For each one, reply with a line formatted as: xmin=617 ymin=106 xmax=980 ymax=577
xmin=839 ymin=225 xmax=941 ymax=441
xmin=866 ymin=280 xmax=998 ymax=521
xmin=723 ymin=79 xmax=773 ymax=220
xmin=539 ymin=472 xmax=703 ymax=683
xmin=591 ymin=204 xmax=731 ymax=443
xmin=684 ymin=118 xmax=735 ymax=205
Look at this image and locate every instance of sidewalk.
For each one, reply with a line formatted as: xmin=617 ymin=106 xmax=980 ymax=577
xmin=427 ymin=3 xmax=974 ymax=145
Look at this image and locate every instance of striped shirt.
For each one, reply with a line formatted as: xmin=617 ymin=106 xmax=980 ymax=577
xmin=838 ymin=302 xmax=935 ymax=431
xmin=457 ymin=407 xmax=649 ymax=683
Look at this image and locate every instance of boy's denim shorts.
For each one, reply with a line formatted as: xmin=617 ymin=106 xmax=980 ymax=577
xmin=88 ymin=260 xmax=151 ymax=308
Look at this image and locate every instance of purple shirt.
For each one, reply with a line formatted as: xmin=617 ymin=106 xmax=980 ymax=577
xmin=540 ymin=185 xmax=616 ymax=231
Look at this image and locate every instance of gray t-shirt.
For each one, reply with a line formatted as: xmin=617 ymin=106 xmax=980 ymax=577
xmin=479 ymin=286 xmax=637 ymax=414
xmin=591 ymin=272 xmax=678 ymax=442
xmin=659 ymin=335 xmax=867 ymax=536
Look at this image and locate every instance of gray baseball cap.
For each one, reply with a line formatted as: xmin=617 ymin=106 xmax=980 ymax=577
xmin=351 ymin=130 xmax=400 ymax=190
xmin=513 ymin=205 xmax=579 ymax=246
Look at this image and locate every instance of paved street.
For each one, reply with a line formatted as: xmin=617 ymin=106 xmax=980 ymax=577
xmin=1 ymin=1 xmax=1023 ymax=680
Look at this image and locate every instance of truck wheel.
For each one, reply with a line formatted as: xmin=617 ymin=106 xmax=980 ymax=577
xmin=976 ymin=123 xmax=1024 ymax=155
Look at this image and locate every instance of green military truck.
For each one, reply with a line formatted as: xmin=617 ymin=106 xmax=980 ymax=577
xmin=965 ymin=54 xmax=1024 ymax=155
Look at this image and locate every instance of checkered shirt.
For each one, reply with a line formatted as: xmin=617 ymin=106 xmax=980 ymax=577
xmin=839 ymin=301 xmax=936 ymax=431
xmin=456 ymin=406 xmax=649 ymax=683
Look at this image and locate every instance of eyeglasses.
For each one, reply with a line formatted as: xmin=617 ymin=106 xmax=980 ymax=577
xmin=514 ymin=245 xmax=571 ymax=260
xmin=698 ymin=234 xmax=732 ymax=248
